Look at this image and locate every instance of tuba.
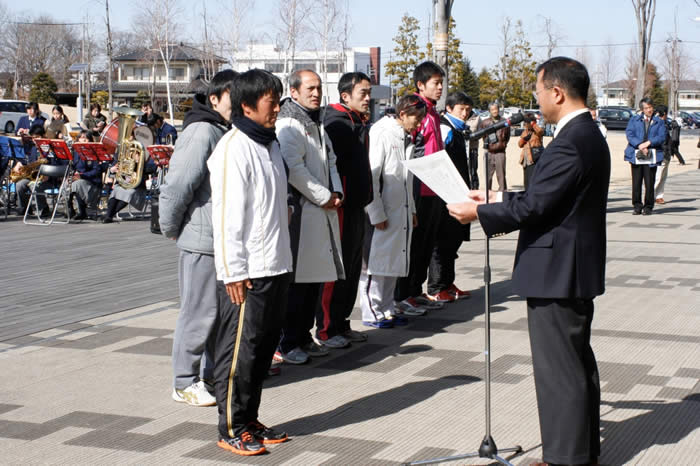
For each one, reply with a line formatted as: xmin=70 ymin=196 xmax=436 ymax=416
xmin=113 ymin=106 xmax=147 ymax=190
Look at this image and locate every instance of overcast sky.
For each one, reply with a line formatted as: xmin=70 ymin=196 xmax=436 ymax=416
xmin=7 ymin=0 xmax=700 ymax=84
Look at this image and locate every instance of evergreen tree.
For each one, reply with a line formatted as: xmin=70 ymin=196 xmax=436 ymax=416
xmin=648 ymin=63 xmax=667 ymax=107
xmin=28 ymin=73 xmax=57 ymax=105
xmin=93 ymin=91 xmax=109 ymax=109
xmin=385 ymin=13 xmax=421 ymax=98
xmin=587 ymin=87 xmax=598 ymax=109
xmin=499 ymin=20 xmax=537 ymax=108
xmin=452 ymin=58 xmax=480 ymax=105
xmin=478 ymin=67 xmax=499 ymax=109
xmin=133 ymin=90 xmax=151 ymax=109
xmin=3 ymin=78 xmax=14 ymax=99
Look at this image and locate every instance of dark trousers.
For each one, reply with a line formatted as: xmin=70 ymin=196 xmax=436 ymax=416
xmin=523 ymin=165 xmax=536 ymax=190
xmin=279 ymin=282 xmax=320 ymax=353
xmin=527 ymin=297 xmax=600 ymax=465
xmin=469 ymin=149 xmax=480 ymax=189
xmin=316 ymin=205 xmax=364 ymax=340
xmin=427 ymin=204 xmax=468 ymax=295
xmin=630 ymin=164 xmax=657 ymax=212
xmin=106 ymin=198 xmax=128 ymax=218
xmin=211 ymin=274 xmax=290 ymax=439
xmin=395 ymin=196 xmax=443 ymax=301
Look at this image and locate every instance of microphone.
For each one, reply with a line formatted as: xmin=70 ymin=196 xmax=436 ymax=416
xmin=468 ymin=113 xmax=525 ymax=140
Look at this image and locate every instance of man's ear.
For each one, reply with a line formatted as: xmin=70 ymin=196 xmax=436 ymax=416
xmin=416 ymin=81 xmax=425 ymax=94
xmin=340 ymin=91 xmax=350 ymax=105
xmin=552 ymin=86 xmax=565 ymax=105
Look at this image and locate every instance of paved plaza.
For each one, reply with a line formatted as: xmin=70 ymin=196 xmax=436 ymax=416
xmin=0 ymin=166 xmax=698 ymax=465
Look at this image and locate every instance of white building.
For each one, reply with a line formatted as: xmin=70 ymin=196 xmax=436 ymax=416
xmin=232 ymin=44 xmax=390 ymax=118
xmin=598 ymin=79 xmax=700 ymax=111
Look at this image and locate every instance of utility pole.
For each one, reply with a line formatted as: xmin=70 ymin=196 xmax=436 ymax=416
xmin=433 ymin=0 xmax=453 ymax=110
xmin=105 ymin=0 xmax=114 ymax=121
xmin=667 ymin=8 xmax=681 ymax=116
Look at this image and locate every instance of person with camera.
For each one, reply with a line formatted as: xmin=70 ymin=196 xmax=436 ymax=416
xmin=479 ymin=103 xmax=510 ymax=192
xmin=624 ymin=97 xmax=666 ymax=216
xmin=518 ymin=113 xmax=545 ymax=189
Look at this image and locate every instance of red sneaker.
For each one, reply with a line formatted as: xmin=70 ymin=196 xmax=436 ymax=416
xmin=447 ymin=284 xmax=471 ymax=300
xmin=425 ymin=290 xmax=456 ymax=303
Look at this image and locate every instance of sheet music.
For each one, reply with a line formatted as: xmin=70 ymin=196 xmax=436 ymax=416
xmin=402 ymin=150 xmax=473 ymax=204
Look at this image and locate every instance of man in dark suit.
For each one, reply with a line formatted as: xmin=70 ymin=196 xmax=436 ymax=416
xmin=447 ymin=57 xmax=609 ymax=466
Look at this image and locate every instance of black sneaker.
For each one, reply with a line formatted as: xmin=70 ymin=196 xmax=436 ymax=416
xmin=217 ymin=431 xmax=266 ymax=456
xmin=248 ymin=420 xmax=289 ymax=444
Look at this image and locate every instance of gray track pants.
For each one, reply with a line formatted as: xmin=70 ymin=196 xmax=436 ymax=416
xmin=172 ymin=250 xmax=217 ymax=389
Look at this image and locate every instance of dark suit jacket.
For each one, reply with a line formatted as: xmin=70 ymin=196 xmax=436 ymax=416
xmin=477 ymin=111 xmax=610 ymax=299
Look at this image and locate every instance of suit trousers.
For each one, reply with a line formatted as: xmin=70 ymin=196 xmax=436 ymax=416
xmin=172 ymin=251 xmax=217 ymax=389
xmin=469 ymin=148 xmax=480 ymax=189
xmin=212 ymin=274 xmax=290 ymax=439
xmin=630 ymin=164 xmax=657 ymax=211
xmin=527 ymin=297 xmax=600 ymax=465
xmin=487 ymin=152 xmax=507 ymax=191
xmin=427 ymin=204 xmax=468 ymax=295
xmin=395 ymin=195 xmax=443 ymax=301
xmin=316 ymin=205 xmax=365 ymax=340
xmin=279 ymin=282 xmax=321 ymax=353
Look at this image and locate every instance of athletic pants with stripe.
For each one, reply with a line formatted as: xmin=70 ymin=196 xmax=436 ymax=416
xmin=212 ymin=273 xmax=291 ymax=439
xmin=360 ymin=273 xmax=397 ymax=322
xmin=316 ymin=205 xmax=365 ymax=340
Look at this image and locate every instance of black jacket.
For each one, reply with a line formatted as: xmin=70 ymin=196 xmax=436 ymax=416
xmin=477 ymin=112 xmax=610 ymax=299
xmin=323 ymin=104 xmax=372 ymax=209
xmin=440 ymin=114 xmax=472 ymax=188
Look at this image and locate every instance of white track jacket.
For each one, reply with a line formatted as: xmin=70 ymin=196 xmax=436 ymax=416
xmin=208 ymin=127 xmax=293 ymax=284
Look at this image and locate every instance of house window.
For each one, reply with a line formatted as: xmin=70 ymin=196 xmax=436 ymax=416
xmin=265 ymin=62 xmax=285 ymax=73
xmin=292 ymin=62 xmax=316 ymax=71
xmin=127 ymin=66 xmax=151 ymax=80
xmin=326 ymin=62 xmax=344 ymax=73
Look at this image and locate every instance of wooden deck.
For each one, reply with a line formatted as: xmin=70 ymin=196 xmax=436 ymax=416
xmin=0 ymin=215 xmax=179 ymax=342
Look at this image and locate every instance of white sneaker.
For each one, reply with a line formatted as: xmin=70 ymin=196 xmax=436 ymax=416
xmin=395 ymin=299 xmax=429 ymax=315
xmin=318 ymin=334 xmax=350 ymax=348
xmin=172 ymin=380 xmax=216 ymax=407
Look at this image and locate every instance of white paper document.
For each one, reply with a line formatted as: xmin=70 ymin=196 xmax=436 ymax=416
xmin=402 ymin=150 xmax=473 ymax=204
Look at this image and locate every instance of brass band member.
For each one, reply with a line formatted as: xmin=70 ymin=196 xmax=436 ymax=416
xmin=70 ymin=130 xmax=104 ymax=220
xmin=44 ymin=105 xmax=70 ymax=139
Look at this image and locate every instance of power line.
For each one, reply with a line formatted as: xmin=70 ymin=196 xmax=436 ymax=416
xmin=9 ymin=21 xmax=86 ymax=26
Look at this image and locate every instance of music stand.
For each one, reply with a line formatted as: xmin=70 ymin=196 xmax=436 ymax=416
xmin=73 ymin=142 xmax=112 ymax=163
xmin=404 ymin=148 xmax=523 ymax=466
xmin=147 ymin=144 xmax=173 ymax=191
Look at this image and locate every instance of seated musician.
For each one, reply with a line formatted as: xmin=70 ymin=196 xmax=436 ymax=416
xmin=70 ymin=130 xmax=103 ymax=220
xmin=81 ymin=103 xmax=107 ymax=141
xmin=100 ymin=150 xmax=156 ymax=224
xmin=139 ymin=102 xmax=154 ymax=124
xmin=45 ymin=105 xmax=70 ymax=139
xmin=148 ymin=114 xmax=178 ymax=145
xmin=16 ymin=102 xmax=46 ymax=154
xmin=13 ymin=126 xmax=68 ymax=217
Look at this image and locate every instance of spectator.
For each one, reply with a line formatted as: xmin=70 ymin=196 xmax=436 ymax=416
xmin=275 ymin=69 xmax=344 ymax=363
xmin=479 ymin=102 xmax=510 ymax=192
xmin=464 ymin=101 xmax=482 ymax=188
xmin=82 ymin=103 xmax=107 ymax=141
xmin=654 ymin=105 xmax=684 ymax=205
xmin=518 ymin=112 xmax=545 ymax=189
xmin=45 ymin=105 xmax=70 ymax=139
xmin=624 ymin=97 xmax=666 ymax=215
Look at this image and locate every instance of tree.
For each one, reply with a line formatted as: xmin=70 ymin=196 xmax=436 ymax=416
xmin=309 ymin=0 xmax=344 ymax=103
xmin=587 ymin=88 xmax=598 ymax=109
xmin=478 ymin=67 xmax=499 ymax=108
xmin=93 ymin=90 xmax=109 ymax=108
xmin=648 ymin=63 xmax=667 ymax=107
xmin=492 ymin=20 xmax=536 ymax=108
xmin=29 ymin=72 xmax=57 ymax=104
xmin=105 ymin=0 xmax=114 ymax=121
xmin=3 ymin=77 xmax=14 ymax=99
xmin=538 ymin=15 xmax=563 ymax=59
xmin=631 ymin=0 xmax=657 ymax=106
xmin=451 ymin=58 xmax=480 ymax=105
xmin=133 ymin=89 xmax=151 ymax=109
xmin=385 ymin=13 xmax=421 ymax=98
xmin=276 ymin=0 xmax=310 ymax=95
xmin=600 ymin=39 xmax=618 ymax=107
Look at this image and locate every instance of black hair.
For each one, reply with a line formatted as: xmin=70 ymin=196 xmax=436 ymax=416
xmin=290 ymin=69 xmax=320 ymax=91
xmin=639 ymin=97 xmax=654 ymax=109
xmin=141 ymin=102 xmax=152 ymax=109
xmin=51 ymin=105 xmax=69 ymax=123
xmin=523 ymin=112 xmax=537 ymax=123
xmin=29 ymin=125 xmax=45 ymax=136
xmin=337 ymin=72 xmax=371 ymax=104
xmin=231 ymin=69 xmax=283 ymax=117
xmin=655 ymin=104 xmax=668 ymax=116
xmin=90 ymin=103 xmax=101 ymax=113
xmin=78 ymin=129 xmax=90 ymax=138
xmin=413 ymin=61 xmax=445 ymax=89
xmin=207 ymin=69 xmax=239 ymax=106
xmin=147 ymin=113 xmax=162 ymax=127
xmin=445 ymin=92 xmax=473 ymax=109
xmin=27 ymin=102 xmax=40 ymax=113
xmin=395 ymin=94 xmax=427 ymax=118
xmin=535 ymin=56 xmax=590 ymax=102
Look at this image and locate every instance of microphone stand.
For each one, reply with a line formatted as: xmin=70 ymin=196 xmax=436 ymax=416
xmin=404 ymin=127 xmax=523 ymax=466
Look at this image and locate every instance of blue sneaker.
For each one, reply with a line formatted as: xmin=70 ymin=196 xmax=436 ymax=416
xmin=389 ymin=315 xmax=409 ymax=326
xmin=363 ymin=319 xmax=394 ymax=329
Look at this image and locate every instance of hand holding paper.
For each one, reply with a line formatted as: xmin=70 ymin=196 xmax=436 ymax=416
xmin=402 ymin=150 xmax=474 ymax=204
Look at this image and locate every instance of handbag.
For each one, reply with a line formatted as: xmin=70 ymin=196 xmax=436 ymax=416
xmin=530 ymin=146 xmax=544 ymax=164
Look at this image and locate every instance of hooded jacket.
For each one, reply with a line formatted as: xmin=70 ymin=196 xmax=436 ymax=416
xmin=158 ymin=94 xmax=230 ymax=254
xmin=323 ymin=103 xmax=372 ymax=209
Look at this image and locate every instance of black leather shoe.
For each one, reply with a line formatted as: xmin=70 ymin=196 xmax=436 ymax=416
xmin=100 ymin=216 xmax=113 ymax=224
xmin=632 ymin=209 xmax=642 ymax=215
xmin=642 ymin=208 xmax=652 ymax=215
xmin=74 ymin=212 xmax=88 ymax=221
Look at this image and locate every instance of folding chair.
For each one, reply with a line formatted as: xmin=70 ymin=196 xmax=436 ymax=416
xmin=23 ymin=164 xmax=71 ymax=225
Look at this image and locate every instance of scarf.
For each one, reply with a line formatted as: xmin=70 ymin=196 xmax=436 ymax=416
xmin=445 ymin=112 xmax=466 ymax=132
xmin=232 ymin=116 xmax=277 ymax=146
